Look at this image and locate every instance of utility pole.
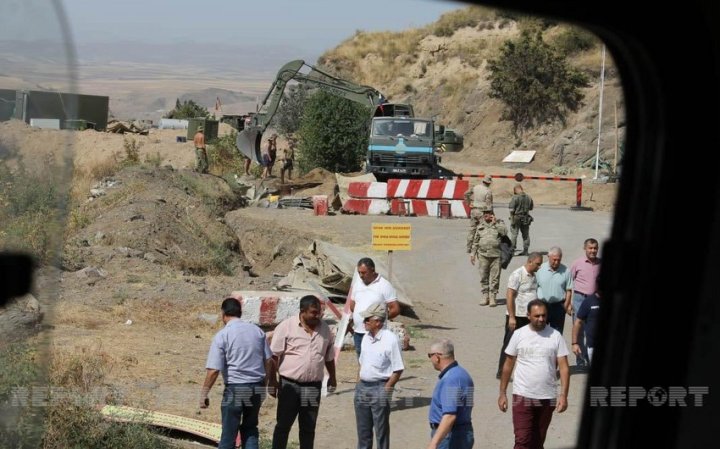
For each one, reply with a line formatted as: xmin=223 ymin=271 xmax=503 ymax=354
xmin=594 ymin=45 xmax=606 ymax=180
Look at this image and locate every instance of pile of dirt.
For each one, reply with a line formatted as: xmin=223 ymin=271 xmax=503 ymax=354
xmin=59 ymin=166 xmax=262 ymax=308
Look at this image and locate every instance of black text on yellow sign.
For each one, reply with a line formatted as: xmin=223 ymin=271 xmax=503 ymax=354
xmin=371 ymin=223 xmax=412 ymax=251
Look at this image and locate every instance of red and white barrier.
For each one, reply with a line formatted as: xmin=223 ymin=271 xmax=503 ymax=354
xmin=230 ymin=291 xmax=339 ymax=326
xmin=407 ymin=199 xmax=470 ymax=217
xmin=387 ymin=179 xmax=469 ymax=200
xmin=347 ymin=182 xmax=388 ymax=199
xmin=341 ymin=198 xmax=391 ymax=215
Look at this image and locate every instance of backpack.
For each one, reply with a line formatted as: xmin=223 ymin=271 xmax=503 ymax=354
xmin=500 ymin=235 xmax=513 ymax=269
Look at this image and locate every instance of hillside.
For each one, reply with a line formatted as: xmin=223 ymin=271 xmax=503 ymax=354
xmin=318 ymin=6 xmax=624 ymax=173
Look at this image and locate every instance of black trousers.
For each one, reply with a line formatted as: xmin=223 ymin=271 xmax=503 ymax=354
xmin=497 ymin=315 xmax=530 ymax=377
xmin=546 ymin=301 xmax=567 ymax=335
xmin=272 ymin=377 xmax=322 ymax=449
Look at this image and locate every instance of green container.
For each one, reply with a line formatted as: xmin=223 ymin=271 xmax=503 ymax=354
xmin=187 ymin=118 xmax=219 ymax=140
xmin=64 ymin=119 xmax=94 ymax=130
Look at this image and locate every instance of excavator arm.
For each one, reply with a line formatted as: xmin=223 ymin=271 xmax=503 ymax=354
xmin=236 ymin=60 xmax=385 ymax=163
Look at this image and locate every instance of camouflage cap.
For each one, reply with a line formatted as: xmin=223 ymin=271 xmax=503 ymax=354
xmin=483 ymin=175 xmax=492 ymax=184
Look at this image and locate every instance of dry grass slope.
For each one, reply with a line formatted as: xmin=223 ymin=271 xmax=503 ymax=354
xmin=317 ymin=6 xmax=623 ymax=173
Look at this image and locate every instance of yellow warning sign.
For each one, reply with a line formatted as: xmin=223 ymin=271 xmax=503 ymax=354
xmin=372 ymin=223 xmax=412 ymax=251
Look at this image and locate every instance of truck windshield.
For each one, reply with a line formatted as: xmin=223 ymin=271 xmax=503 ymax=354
xmin=372 ymin=119 xmax=431 ymax=137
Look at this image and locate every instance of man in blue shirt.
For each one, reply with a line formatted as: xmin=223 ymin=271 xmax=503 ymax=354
xmin=427 ymin=338 xmax=475 ymax=449
xmin=572 ymin=293 xmax=600 ymax=364
xmin=200 ymin=297 xmax=273 ymax=449
xmin=536 ymin=247 xmax=574 ymax=335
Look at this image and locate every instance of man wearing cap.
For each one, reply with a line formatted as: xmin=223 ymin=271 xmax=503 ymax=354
xmin=465 ymin=175 xmax=493 ymax=266
xmin=508 ymin=184 xmax=534 ymax=256
xmin=200 ymin=297 xmax=273 ymax=449
xmin=193 ymin=126 xmax=209 ymax=174
xmin=269 ymin=295 xmax=336 ymax=449
xmin=347 ymin=258 xmax=400 ymax=358
xmin=354 ymin=302 xmax=404 ymax=449
xmin=469 ymin=208 xmax=507 ymax=307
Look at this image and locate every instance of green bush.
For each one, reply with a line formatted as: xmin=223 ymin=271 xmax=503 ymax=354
xmin=0 ymin=161 xmax=65 ymax=263
xmin=296 ymin=90 xmax=370 ymax=174
xmin=552 ymin=27 xmax=598 ymax=56
xmin=272 ymin=85 xmax=309 ymax=136
xmin=164 ymin=99 xmax=208 ymax=119
xmin=487 ymin=31 xmax=589 ymax=135
xmin=122 ymin=137 xmax=141 ymax=165
xmin=207 ymin=131 xmax=246 ymax=176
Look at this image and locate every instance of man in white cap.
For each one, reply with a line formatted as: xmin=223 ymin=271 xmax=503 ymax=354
xmin=354 ymin=302 xmax=404 ymax=449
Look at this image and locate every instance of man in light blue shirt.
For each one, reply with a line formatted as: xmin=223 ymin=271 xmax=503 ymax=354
xmin=200 ymin=297 xmax=273 ymax=449
xmin=536 ymin=247 xmax=573 ymax=335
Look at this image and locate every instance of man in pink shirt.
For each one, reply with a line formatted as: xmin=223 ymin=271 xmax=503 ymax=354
xmin=268 ymin=295 xmax=337 ymax=449
xmin=569 ymin=238 xmax=601 ymax=370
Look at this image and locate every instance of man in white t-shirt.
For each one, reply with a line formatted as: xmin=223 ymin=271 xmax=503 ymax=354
xmin=496 ymin=252 xmax=542 ymax=379
xmin=347 ymin=257 xmax=400 ymax=357
xmin=498 ymin=299 xmax=570 ymax=449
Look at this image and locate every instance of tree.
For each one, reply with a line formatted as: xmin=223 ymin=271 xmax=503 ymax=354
xmin=297 ymin=90 xmax=370 ymax=173
xmin=271 ymin=85 xmax=309 ymax=136
xmin=487 ymin=31 xmax=589 ymax=135
xmin=165 ymin=99 xmax=209 ymax=119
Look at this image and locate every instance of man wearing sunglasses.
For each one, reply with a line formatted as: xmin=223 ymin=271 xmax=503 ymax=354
xmin=354 ymin=302 xmax=404 ymax=449
xmin=427 ymin=338 xmax=475 ymax=449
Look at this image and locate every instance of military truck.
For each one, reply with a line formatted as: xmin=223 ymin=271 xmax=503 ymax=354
xmin=366 ymin=116 xmax=455 ymax=181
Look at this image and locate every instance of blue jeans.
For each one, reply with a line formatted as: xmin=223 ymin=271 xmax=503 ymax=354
xmin=354 ymin=332 xmax=365 ymax=357
xmin=431 ymin=424 xmax=474 ymax=449
xmin=572 ymin=293 xmax=593 ymax=367
xmin=219 ymin=382 xmax=265 ymax=449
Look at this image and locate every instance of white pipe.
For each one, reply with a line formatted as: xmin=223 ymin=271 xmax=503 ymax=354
xmin=594 ymin=45 xmax=606 ymax=180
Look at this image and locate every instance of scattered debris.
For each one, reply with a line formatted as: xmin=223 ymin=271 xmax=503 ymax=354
xmin=106 ymin=120 xmax=150 ymax=135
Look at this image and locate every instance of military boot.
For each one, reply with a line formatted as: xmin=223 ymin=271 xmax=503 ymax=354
xmin=479 ymin=294 xmax=489 ymax=306
xmin=488 ymin=293 xmax=497 ymax=307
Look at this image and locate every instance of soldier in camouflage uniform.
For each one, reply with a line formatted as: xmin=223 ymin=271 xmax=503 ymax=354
xmin=464 ymin=174 xmax=493 ymax=251
xmin=508 ymin=184 xmax=534 ymax=256
xmin=468 ymin=207 xmax=507 ymax=307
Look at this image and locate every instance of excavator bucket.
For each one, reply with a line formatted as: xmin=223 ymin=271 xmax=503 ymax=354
xmin=236 ymin=126 xmax=263 ymax=164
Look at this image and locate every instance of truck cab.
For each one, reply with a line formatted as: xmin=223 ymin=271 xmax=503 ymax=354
xmin=366 ymin=117 xmax=442 ymax=180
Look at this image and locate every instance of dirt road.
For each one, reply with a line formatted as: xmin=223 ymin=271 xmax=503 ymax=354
xmin=256 ymin=205 xmax=614 ymax=449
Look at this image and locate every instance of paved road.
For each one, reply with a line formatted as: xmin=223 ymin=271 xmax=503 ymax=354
xmin=309 ymin=205 xmax=613 ymax=449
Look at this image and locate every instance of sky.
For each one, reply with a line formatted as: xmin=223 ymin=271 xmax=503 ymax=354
xmin=60 ymin=0 xmax=467 ymax=56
